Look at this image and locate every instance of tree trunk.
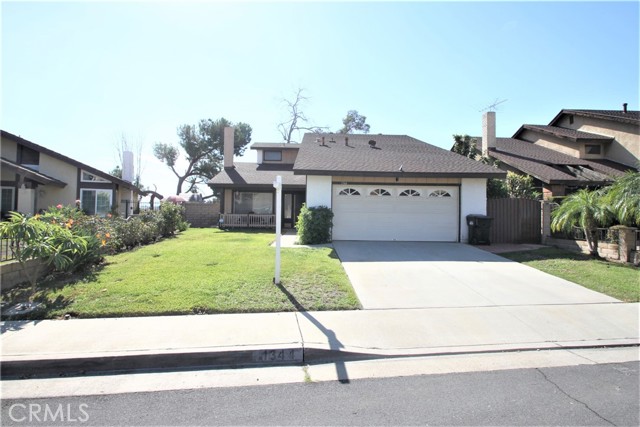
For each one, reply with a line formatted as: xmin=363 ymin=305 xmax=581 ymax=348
xmin=584 ymin=227 xmax=600 ymax=258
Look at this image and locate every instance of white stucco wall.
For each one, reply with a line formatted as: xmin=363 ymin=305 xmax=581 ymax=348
xmin=306 ymin=175 xmax=332 ymax=208
xmin=459 ymin=178 xmax=487 ymax=243
xmin=37 ymin=154 xmax=78 ymax=211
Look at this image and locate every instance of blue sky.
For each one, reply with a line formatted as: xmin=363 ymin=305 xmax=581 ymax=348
xmin=2 ymin=1 xmax=638 ymax=197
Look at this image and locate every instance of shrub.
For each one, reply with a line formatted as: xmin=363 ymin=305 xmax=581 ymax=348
xmin=157 ymin=202 xmax=189 ymax=237
xmin=0 ymin=212 xmax=89 ymax=298
xmin=296 ymin=204 xmax=333 ymax=244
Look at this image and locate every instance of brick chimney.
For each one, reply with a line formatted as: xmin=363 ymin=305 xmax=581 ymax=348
xmin=223 ymin=126 xmax=235 ymax=169
xmin=482 ymin=111 xmax=496 ymax=156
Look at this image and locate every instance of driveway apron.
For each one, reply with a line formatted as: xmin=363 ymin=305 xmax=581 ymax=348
xmin=332 ymin=241 xmax=620 ymax=310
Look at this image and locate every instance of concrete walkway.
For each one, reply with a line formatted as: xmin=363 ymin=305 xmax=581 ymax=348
xmin=2 ymin=303 xmax=638 ymax=378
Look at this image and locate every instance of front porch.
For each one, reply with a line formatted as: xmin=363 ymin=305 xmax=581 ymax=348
xmin=218 ymin=213 xmax=276 ymax=229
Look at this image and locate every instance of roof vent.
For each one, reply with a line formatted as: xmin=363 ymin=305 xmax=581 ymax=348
xmin=329 ymin=137 xmax=336 ymax=143
xmin=345 ymin=136 xmax=349 ymax=147
xmin=623 ymin=103 xmax=628 ymax=113
xmin=368 ymin=140 xmax=377 ymax=148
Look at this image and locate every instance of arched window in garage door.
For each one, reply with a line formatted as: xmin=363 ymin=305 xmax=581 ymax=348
xmin=399 ymin=189 xmax=421 ymax=197
xmin=370 ymin=188 xmax=391 ymax=196
xmin=429 ymin=189 xmax=452 ymax=198
xmin=338 ymin=188 xmax=361 ymax=196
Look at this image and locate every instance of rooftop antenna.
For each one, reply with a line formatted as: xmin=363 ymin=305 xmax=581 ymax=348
xmin=479 ymin=98 xmax=508 ymax=113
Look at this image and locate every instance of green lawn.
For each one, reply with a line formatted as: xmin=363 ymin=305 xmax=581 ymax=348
xmin=1 ymin=229 xmax=360 ymax=319
xmin=500 ymin=247 xmax=640 ymax=302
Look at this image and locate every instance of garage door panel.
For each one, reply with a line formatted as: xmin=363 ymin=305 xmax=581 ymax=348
xmin=332 ymin=185 xmax=459 ymax=241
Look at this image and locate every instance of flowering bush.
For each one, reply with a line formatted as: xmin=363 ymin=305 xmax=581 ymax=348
xmin=2 ymin=203 xmax=191 ymax=278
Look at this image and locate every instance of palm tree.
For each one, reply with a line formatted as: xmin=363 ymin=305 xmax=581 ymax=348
xmin=551 ymin=189 xmax=611 ymax=257
xmin=604 ymin=170 xmax=640 ymax=226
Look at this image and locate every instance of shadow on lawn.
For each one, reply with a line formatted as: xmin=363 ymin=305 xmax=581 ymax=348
xmin=0 ymin=264 xmax=105 ymax=322
xmin=275 ymin=281 xmax=351 ymax=384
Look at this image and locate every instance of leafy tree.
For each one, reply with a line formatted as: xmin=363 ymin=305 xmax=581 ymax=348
xmin=110 ymin=165 xmax=122 ymax=178
xmin=339 ymin=110 xmax=370 ymax=134
xmin=451 ymin=135 xmax=479 ymax=159
xmin=551 ymin=189 xmax=612 ymax=257
xmin=153 ymin=118 xmax=252 ymax=196
xmin=604 ymin=169 xmax=640 ymax=226
xmin=277 ymin=88 xmax=327 ymax=143
xmin=504 ymin=171 xmax=540 ymax=199
xmin=487 ymin=179 xmax=508 ymax=198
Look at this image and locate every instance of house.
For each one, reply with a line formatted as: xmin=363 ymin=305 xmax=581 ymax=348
xmin=209 ymin=128 xmax=504 ymax=242
xmin=1 ymin=130 xmax=140 ymax=218
xmin=478 ymin=106 xmax=639 ymax=198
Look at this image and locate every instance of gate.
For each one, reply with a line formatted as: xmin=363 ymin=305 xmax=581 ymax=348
xmin=487 ymin=198 xmax=541 ymax=243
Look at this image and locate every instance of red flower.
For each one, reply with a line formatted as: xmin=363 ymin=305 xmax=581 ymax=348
xmin=56 ymin=204 xmax=63 ymax=209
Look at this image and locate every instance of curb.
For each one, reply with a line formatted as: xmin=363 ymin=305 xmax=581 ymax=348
xmin=3 ymin=340 xmax=638 ymax=379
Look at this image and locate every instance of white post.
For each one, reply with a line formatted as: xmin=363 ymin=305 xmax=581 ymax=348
xmin=273 ymin=175 xmax=282 ymax=285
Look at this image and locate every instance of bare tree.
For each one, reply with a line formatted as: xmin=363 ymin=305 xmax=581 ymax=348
xmin=114 ymin=133 xmax=146 ymax=189
xmin=277 ymin=88 xmax=327 ymax=143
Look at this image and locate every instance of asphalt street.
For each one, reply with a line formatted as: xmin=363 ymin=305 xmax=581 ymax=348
xmin=2 ymin=361 xmax=638 ymax=426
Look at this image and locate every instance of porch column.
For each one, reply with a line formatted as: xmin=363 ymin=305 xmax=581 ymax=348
xmin=613 ymin=225 xmax=637 ymax=263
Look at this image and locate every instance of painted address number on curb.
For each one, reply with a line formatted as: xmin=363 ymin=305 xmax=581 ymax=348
xmin=252 ymin=349 xmax=302 ymax=363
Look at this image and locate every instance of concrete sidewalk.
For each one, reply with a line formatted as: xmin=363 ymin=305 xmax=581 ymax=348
xmin=2 ymin=302 xmax=638 ymax=378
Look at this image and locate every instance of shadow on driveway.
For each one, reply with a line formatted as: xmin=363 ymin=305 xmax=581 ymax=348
xmin=332 ymin=241 xmax=512 ymax=263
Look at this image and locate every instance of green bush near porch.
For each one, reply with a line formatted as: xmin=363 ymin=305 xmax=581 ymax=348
xmin=1 ymin=229 xmax=360 ymax=318
xmin=296 ymin=204 xmax=334 ymax=244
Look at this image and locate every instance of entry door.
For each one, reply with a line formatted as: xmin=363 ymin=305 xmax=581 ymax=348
xmin=283 ymin=192 xmax=305 ymax=228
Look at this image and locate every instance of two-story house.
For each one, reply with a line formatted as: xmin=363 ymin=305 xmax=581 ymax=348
xmin=208 ymin=128 xmax=306 ymax=229
xmin=477 ymin=105 xmax=639 ymax=198
xmin=209 ymin=127 xmax=503 ymax=241
xmin=1 ymin=130 xmax=140 ymax=218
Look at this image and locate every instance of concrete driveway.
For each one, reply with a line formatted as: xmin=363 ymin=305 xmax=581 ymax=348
xmin=332 ymin=241 xmax=620 ymax=309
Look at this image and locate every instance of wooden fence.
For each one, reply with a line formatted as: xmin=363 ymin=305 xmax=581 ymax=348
xmin=487 ymin=198 xmax=541 ymax=244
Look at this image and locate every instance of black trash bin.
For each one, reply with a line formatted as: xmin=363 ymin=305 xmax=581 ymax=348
xmin=466 ymin=214 xmax=493 ymax=245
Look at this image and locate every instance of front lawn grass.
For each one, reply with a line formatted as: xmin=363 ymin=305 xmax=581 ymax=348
xmin=500 ymin=247 xmax=639 ymax=302
xmin=1 ymin=229 xmax=360 ymax=319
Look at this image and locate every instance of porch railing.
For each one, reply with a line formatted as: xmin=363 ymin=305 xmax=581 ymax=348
xmin=219 ymin=214 xmax=276 ymax=229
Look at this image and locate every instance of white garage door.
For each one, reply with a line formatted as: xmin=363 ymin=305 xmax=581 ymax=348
xmin=332 ymin=185 xmax=459 ymax=241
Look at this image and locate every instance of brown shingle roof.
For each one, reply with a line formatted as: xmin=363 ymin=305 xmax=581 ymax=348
xmin=208 ymin=163 xmax=306 ymax=188
xmin=250 ymin=143 xmax=301 ymax=150
xmin=550 ymin=109 xmax=640 ymax=126
xmin=1 ymin=157 xmax=67 ymax=187
xmin=485 ymin=137 xmax=632 ymax=184
xmin=515 ymin=125 xmax=614 ymax=141
xmin=293 ymin=133 xmax=505 ymax=178
xmin=1 ymin=130 xmax=140 ymax=192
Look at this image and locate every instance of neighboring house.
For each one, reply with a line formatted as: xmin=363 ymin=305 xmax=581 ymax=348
xmin=209 ymin=128 xmax=504 ymax=242
xmin=478 ymin=106 xmax=639 ymax=198
xmin=1 ymin=130 xmax=140 ymax=218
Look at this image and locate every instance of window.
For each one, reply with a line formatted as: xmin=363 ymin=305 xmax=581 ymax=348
xmin=233 ymin=192 xmax=273 ymax=214
xmin=81 ymin=189 xmax=112 ymax=216
xmin=1 ymin=187 xmax=15 ymax=215
xmin=370 ymin=188 xmax=391 ymax=196
xmin=338 ymin=188 xmax=360 ymax=196
xmin=263 ymin=151 xmax=282 ymax=161
xmin=19 ymin=146 xmax=40 ymax=171
xmin=429 ymin=190 xmax=451 ymax=198
xmin=585 ymin=144 xmax=601 ymax=155
xmin=399 ymin=189 xmax=420 ymax=197
xmin=81 ymin=171 xmax=110 ymax=183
